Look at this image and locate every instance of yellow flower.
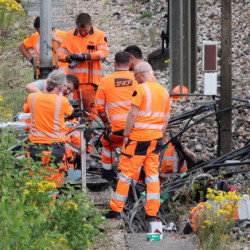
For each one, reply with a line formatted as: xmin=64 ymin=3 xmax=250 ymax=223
xmin=87 ymin=241 xmax=91 ymax=247
xmin=59 ymin=237 xmax=68 ymax=243
xmin=206 ymin=204 xmax=212 ymax=210
xmin=165 ymin=59 xmax=170 ymax=64
xmin=66 ymin=201 xmax=78 ymax=210
xmin=25 ymin=181 xmax=33 ymax=186
xmin=23 ymin=189 xmax=30 ymax=195
xmin=203 ymin=220 xmax=211 ymax=226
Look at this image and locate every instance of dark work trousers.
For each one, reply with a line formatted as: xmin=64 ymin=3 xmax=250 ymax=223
xmin=29 ymin=142 xmax=66 ymax=167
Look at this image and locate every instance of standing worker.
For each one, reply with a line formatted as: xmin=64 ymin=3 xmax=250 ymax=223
xmin=95 ymin=51 xmax=137 ymax=181
xmin=125 ymin=45 xmax=156 ymax=81
xmin=19 ymin=17 xmax=68 ymax=78
xmin=58 ymin=13 xmax=109 ymax=121
xmin=124 ymin=45 xmax=143 ymax=71
xmin=23 ymin=69 xmax=73 ymax=185
xmin=107 ymin=62 xmax=171 ymax=220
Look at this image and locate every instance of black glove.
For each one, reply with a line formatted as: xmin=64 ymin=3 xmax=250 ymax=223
xmin=171 ymin=137 xmax=182 ymax=149
xmin=69 ymin=60 xmax=80 ymax=69
xmin=66 ymin=55 xmax=72 ymax=63
xmin=92 ymin=83 xmax=98 ymax=91
xmin=70 ymin=53 xmax=86 ymax=61
xmin=29 ymin=57 xmax=34 ymax=65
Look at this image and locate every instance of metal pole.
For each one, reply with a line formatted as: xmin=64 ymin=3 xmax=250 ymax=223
xmin=182 ymin=0 xmax=191 ymax=91
xmin=79 ymin=125 xmax=87 ymax=191
xmin=219 ymin=0 xmax=232 ymax=155
xmin=40 ymin=0 xmax=53 ymax=79
xmin=190 ymin=0 xmax=197 ymax=92
xmin=170 ymin=0 xmax=183 ymax=91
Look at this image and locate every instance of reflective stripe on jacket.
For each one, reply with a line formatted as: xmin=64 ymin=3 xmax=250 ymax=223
xmin=58 ymin=27 xmax=108 ymax=85
xmin=23 ymin=92 xmax=73 ymax=144
xmin=95 ymin=71 xmax=137 ymax=131
xmin=130 ymin=81 xmax=171 ymax=141
xmin=159 ymin=143 xmax=188 ymax=178
xmin=23 ymin=29 xmax=67 ymax=70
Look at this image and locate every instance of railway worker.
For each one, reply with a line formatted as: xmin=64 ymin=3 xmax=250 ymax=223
xmin=124 ymin=45 xmax=156 ymax=81
xmin=25 ymin=74 xmax=79 ymax=97
xmin=95 ymin=51 xmax=138 ymax=181
xmin=159 ymin=136 xmax=197 ymax=182
xmin=19 ymin=17 xmax=68 ymax=78
xmin=58 ymin=13 xmax=108 ymax=121
xmin=124 ymin=45 xmax=143 ymax=71
xmin=23 ymin=69 xmax=74 ymax=185
xmin=107 ymin=62 xmax=171 ymax=220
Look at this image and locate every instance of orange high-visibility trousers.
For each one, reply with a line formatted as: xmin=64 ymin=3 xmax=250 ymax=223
xmin=110 ymin=138 xmax=162 ymax=216
xmin=101 ymin=133 xmax=123 ymax=170
xmin=73 ymin=84 xmax=97 ymax=120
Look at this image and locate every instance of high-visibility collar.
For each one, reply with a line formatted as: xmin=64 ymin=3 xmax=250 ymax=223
xmin=73 ymin=26 xmax=94 ymax=37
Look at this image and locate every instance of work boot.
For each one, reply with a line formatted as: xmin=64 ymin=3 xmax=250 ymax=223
xmin=104 ymin=210 xmax=121 ymax=219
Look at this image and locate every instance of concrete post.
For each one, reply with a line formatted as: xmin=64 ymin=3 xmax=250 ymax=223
xmin=219 ymin=0 xmax=232 ymax=155
xmin=169 ymin=0 xmax=183 ymax=91
xmin=40 ymin=0 xmax=53 ymax=79
xmin=182 ymin=0 xmax=191 ymax=91
xmin=190 ymin=0 xmax=197 ymax=92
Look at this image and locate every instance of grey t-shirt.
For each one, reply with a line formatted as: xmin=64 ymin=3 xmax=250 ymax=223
xmin=33 ymin=79 xmax=47 ymax=91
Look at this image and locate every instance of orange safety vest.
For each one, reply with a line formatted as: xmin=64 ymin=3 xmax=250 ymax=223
xmin=23 ymin=29 xmax=68 ymax=72
xmin=95 ymin=71 xmax=137 ymax=131
xmin=57 ymin=27 xmax=108 ymax=85
xmin=159 ymin=143 xmax=188 ymax=178
xmin=23 ymin=92 xmax=73 ymax=144
xmin=129 ymin=81 xmax=171 ymax=141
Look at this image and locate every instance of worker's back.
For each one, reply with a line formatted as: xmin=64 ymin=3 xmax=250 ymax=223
xmin=96 ymin=70 xmax=137 ymax=131
xmin=23 ymin=92 xmax=73 ymax=144
xmin=130 ymin=81 xmax=170 ymax=141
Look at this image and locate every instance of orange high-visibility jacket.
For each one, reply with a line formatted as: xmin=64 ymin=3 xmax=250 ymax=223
xmin=159 ymin=143 xmax=188 ymax=177
xmin=130 ymin=81 xmax=171 ymax=141
xmin=57 ymin=27 xmax=108 ymax=85
xmin=95 ymin=71 xmax=137 ymax=131
xmin=23 ymin=29 xmax=68 ymax=70
xmin=23 ymin=92 xmax=73 ymax=144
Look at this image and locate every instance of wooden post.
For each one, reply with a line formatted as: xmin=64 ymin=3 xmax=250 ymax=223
xmin=220 ymin=0 xmax=232 ymax=155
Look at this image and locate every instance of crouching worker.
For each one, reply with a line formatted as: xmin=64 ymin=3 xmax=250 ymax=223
xmin=23 ymin=69 xmax=74 ymax=186
xmin=159 ymin=136 xmax=197 ymax=182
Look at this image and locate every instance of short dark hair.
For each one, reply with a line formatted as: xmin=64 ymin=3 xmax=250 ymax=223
xmin=66 ymin=74 xmax=79 ymax=90
xmin=115 ymin=51 xmax=131 ymax=66
xmin=124 ymin=45 xmax=142 ymax=59
xmin=34 ymin=16 xmax=40 ymax=29
xmin=76 ymin=13 xmax=91 ymax=27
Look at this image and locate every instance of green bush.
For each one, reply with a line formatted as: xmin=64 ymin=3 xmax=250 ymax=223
xmin=0 ymin=128 xmax=104 ymax=249
xmin=0 ymin=0 xmax=25 ymax=39
xmin=140 ymin=12 xmax=153 ymax=20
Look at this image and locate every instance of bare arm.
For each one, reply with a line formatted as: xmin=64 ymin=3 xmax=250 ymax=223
xmin=19 ymin=42 xmax=32 ymax=61
xmin=25 ymin=83 xmax=41 ymax=93
xmin=123 ymin=104 xmax=139 ymax=143
xmin=182 ymin=146 xmax=197 ymax=165
xmin=162 ymin=112 xmax=170 ymax=136
xmin=52 ymin=30 xmax=63 ymax=44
